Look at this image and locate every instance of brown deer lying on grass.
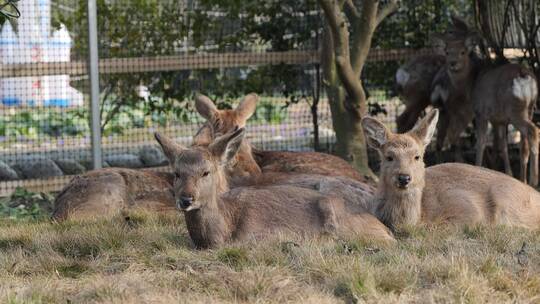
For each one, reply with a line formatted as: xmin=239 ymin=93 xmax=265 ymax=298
xmin=51 ymin=168 xmax=175 ymax=221
xmin=194 ymin=94 xmax=371 ymax=183
xmin=53 ymin=94 xmax=376 ymax=221
xmin=154 ymin=128 xmax=394 ymax=248
xmin=362 ymin=109 xmax=540 ymax=231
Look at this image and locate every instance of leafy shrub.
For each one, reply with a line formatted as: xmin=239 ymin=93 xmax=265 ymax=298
xmin=0 ymin=188 xmax=52 ymax=220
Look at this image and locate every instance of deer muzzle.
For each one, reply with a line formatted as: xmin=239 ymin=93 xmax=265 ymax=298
xmin=177 ymin=195 xmax=194 ymax=211
xmin=397 ymin=174 xmax=412 ymax=189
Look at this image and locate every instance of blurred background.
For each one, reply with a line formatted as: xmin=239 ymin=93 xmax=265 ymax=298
xmin=0 ymin=0 xmax=538 ymax=196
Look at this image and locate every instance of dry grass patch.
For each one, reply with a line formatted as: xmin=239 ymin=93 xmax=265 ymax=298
xmin=1 ymin=212 xmax=540 ymax=303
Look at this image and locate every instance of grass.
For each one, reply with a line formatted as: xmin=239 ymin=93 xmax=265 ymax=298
xmin=1 ymin=189 xmax=540 ymax=303
xmin=0 ymin=208 xmax=539 ymax=304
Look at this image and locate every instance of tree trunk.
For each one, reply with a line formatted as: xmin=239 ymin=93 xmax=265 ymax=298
xmin=322 ymin=26 xmax=376 ymax=180
xmin=318 ymin=0 xmax=397 ymax=181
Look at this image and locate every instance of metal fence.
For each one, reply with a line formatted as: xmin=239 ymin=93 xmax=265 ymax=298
xmin=0 ymin=0 xmax=470 ymax=196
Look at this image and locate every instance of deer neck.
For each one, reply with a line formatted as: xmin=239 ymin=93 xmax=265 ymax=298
xmin=449 ymin=56 xmax=484 ymax=92
xmin=375 ymin=179 xmax=424 ymax=230
xmin=184 ymin=173 xmax=234 ymax=248
xmin=228 ymin=141 xmax=262 ymax=186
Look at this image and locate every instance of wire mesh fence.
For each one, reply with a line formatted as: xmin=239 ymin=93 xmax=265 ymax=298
xmin=0 ymin=0 xmax=472 ymax=195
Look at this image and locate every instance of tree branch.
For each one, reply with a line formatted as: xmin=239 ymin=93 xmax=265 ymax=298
xmin=376 ymin=0 xmax=399 ymax=27
xmin=345 ymin=0 xmax=360 ymax=18
xmin=319 ymin=0 xmax=364 ymax=111
xmin=318 ymin=0 xmax=342 ymax=38
xmin=350 ymin=0 xmax=378 ymax=74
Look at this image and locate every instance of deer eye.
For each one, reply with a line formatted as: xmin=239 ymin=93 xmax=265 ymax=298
xmin=415 ymin=155 xmax=421 ymax=161
xmin=202 ymin=171 xmax=210 ymax=177
xmin=174 ymin=172 xmax=181 ymax=179
xmin=385 ymin=156 xmax=394 ymax=162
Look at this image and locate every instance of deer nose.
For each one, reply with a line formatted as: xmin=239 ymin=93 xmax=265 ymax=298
xmin=177 ymin=195 xmax=193 ymax=210
xmin=397 ymin=174 xmax=411 ymax=188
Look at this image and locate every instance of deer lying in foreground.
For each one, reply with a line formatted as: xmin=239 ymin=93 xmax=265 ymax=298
xmin=362 ymin=109 xmax=540 ymax=231
xmin=53 ymin=94 xmax=375 ymax=221
xmin=194 ymin=94 xmax=371 ymax=183
xmin=52 ymin=168 xmax=175 ymax=221
xmin=154 ymin=128 xmax=394 ymax=248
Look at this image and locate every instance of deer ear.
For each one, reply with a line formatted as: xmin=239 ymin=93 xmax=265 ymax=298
xmin=235 ymin=93 xmax=258 ymax=123
xmin=209 ymin=128 xmax=245 ymax=165
xmin=154 ymin=132 xmax=186 ymax=164
xmin=361 ymin=117 xmax=390 ymax=150
xmin=192 ymin=124 xmax=214 ymax=146
xmin=465 ymin=33 xmax=483 ymax=55
xmin=410 ymin=109 xmax=439 ymax=146
xmin=430 ymin=34 xmax=446 ymax=56
xmin=195 ymin=94 xmax=219 ymax=121
xmin=450 ymin=15 xmax=469 ymax=34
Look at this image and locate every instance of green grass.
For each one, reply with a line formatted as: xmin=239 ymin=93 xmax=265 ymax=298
xmin=0 ymin=209 xmax=540 ymax=303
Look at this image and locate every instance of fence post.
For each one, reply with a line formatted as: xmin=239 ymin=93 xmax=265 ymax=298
xmin=87 ymin=0 xmax=102 ymax=169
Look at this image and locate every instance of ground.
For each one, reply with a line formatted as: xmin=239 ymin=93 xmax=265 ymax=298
xmin=1 ymin=191 xmax=540 ymax=303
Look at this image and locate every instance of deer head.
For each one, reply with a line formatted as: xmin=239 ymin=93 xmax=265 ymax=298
xmin=155 ymin=128 xmax=245 ymax=212
xmin=194 ymin=93 xmax=258 ymax=136
xmin=192 ymin=94 xmax=262 ymax=181
xmin=362 ymin=109 xmax=439 ymax=192
xmin=431 ymin=17 xmax=483 ymax=76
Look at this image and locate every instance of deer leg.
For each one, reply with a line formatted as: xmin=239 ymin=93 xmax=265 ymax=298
xmin=475 ymin=118 xmax=489 ymax=167
xmin=446 ymin=113 xmax=469 ymax=163
xmin=447 ymin=127 xmax=464 ymax=163
xmin=317 ymin=197 xmax=339 ymax=234
xmin=524 ymin=121 xmax=539 ymax=186
xmin=397 ymin=106 xmax=423 ymax=133
xmin=495 ymin=123 xmax=512 ymax=176
xmin=435 ymin=111 xmax=450 ymax=163
xmin=516 ymin=123 xmax=531 ymax=184
xmin=453 ymin=143 xmax=464 ymax=163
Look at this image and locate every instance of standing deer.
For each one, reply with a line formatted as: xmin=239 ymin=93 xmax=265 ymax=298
xmin=154 ymin=128 xmax=394 ymax=248
xmin=362 ymin=109 xmax=540 ymax=231
xmin=473 ymin=63 xmax=539 ymax=185
xmin=395 ymin=54 xmax=445 ymax=133
xmin=429 ymin=38 xmax=478 ymax=162
xmin=395 ymin=16 xmax=473 ymax=134
xmin=434 ymin=28 xmax=539 ymax=185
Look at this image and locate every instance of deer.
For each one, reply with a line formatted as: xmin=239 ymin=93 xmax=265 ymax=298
xmin=51 ymin=168 xmax=176 ymax=221
xmin=154 ymin=127 xmax=395 ymax=248
xmin=394 ymin=16 xmax=473 ymax=134
xmin=53 ymin=94 xmax=377 ymax=221
xmin=433 ymin=22 xmax=539 ymax=185
xmin=51 ymin=94 xmax=269 ymax=221
xmin=194 ymin=94 xmax=372 ymax=184
xmin=194 ymin=94 xmax=377 ymax=211
xmin=362 ymin=109 xmax=540 ymax=231
xmin=395 ymin=54 xmax=445 ymax=133
xmin=429 ymin=39 xmax=477 ymax=163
